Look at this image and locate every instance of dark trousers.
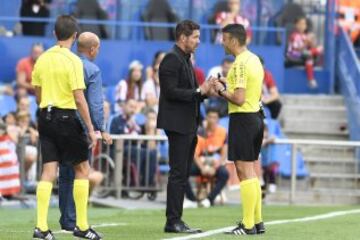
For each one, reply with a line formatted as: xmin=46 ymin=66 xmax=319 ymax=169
xmin=185 ymin=165 xmax=229 ymax=204
xmin=165 ymin=130 xmax=197 ymax=224
xmin=58 ymin=164 xmax=76 ymax=230
xmin=123 ymin=147 xmax=157 ymax=186
xmin=265 ymin=100 xmax=282 ymax=119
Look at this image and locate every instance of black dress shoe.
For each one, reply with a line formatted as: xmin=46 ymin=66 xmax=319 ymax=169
xmin=164 ymin=221 xmax=202 ymax=234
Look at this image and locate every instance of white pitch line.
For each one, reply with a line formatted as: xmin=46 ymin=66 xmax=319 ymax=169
xmin=53 ymin=222 xmax=127 ymax=234
xmin=162 ymin=209 xmax=360 ymax=240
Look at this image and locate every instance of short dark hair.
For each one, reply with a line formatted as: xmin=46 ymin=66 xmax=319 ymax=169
xmin=222 ymin=24 xmax=246 ymax=46
xmin=206 ymin=107 xmax=220 ymax=116
xmin=258 ymin=56 xmax=264 ymax=65
xmin=54 ymin=15 xmax=79 ymax=41
xmin=175 ymin=20 xmax=200 ymax=41
xmin=222 ymin=56 xmax=234 ymax=65
xmin=294 ymin=16 xmax=306 ymax=24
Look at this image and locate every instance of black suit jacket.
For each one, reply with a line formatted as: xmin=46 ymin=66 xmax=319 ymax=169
xmin=157 ymin=45 xmax=204 ymax=134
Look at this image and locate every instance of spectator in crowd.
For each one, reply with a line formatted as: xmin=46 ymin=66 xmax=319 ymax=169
xmin=0 ymin=121 xmax=21 ymax=198
xmin=3 ymin=112 xmax=17 ymax=127
xmin=184 ymin=108 xmax=229 ymax=208
xmin=142 ymin=62 xmax=161 ymax=101
xmin=260 ymin=123 xmax=277 ymax=193
xmin=142 ymin=0 xmax=178 ymax=41
xmin=110 ymin=99 xmax=141 ymax=135
xmin=207 ymin=57 xmax=234 ymax=79
xmin=115 ymin=60 xmax=144 ymax=103
xmin=140 ymin=109 xmax=159 ymax=185
xmin=337 ymin=0 xmax=360 ymax=47
xmin=20 ymin=0 xmax=50 ymax=36
xmin=206 ymin=57 xmax=234 ymax=117
xmin=191 ymin=55 xmax=206 ymax=85
xmin=142 ymin=93 xmax=159 ymax=114
xmin=143 ymin=51 xmax=165 ymax=101
xmin=3 ymin=112 xmax=22 ymax=147
xmin=146 ymin=51 xmax=166 ymax=81
xmin=103 ymin=100 xmax=111 ymax=129
xmin=286 ymin=16 xmax=323 ymax=89
xmin=110 ymin=99 xmax=157 ymax=187
xmin=214 ymin=0 xmax=252 ymax=44
xmin=16 ymin=43 xmax=44 ymax=95
xmin=259 ymin=57 xmax=282 ymax=119
xmin=74 ymin=0 xmax=109 ymax=39
xmin=17 ymin=95 xmax=31 ymax=113
xmin=16 ymin=111 xmax=38 ymax=179
xmin=0 ymin=85 xmax=15 ymax=96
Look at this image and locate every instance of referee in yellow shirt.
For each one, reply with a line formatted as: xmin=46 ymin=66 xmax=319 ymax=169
xmin=32 ymin=15 xmax=101 ymax=240
xmin=211 ymin=23 xmax=265 ymax=235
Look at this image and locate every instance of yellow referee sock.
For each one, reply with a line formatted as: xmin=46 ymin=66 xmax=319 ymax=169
xmin=73 ymin=179 xmax=90 ymax=231
xmin=36 ymin=181 xmax=53 ymax=231
xmin=254 ymin=178 xmax=263 ymax=224
xmin=240 ymin=178 xmax=258 ymax=229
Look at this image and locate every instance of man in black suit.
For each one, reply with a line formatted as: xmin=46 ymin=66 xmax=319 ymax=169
xmin=157 ymin=20 xmax=213 ymax=234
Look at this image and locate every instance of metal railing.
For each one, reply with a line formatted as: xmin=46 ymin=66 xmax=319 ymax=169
xmin=337 ymin=28 xmax=360 ymax=143
xmin=92 ymin=134 xmax=168 ymax=200
xmin=274 ymin=138 xmax=360 ymax=204
xmin=0 ymin=16 xmax=286 ymax=45
xmin=16 ymin=134 xmax=360 ymax=204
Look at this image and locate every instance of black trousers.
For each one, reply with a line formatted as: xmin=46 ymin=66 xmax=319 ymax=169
xmin=165 ymin=130 xmax=197 ymax=224
xmin=265 ymin=100 xmax=282 ymax=119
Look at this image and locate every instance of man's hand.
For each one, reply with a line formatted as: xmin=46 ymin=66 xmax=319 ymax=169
xmin=261 ymin=96 xmax=270 ymax=104
xmin=199 ymin=80 xmax=212 ymax=95
xmin=101 ymin=131 xmax=113 ymax=145
xmin=214 ymin=80 xmax=226 ymax=92
xmin=88 ymin=130 xmax=98 ymax=149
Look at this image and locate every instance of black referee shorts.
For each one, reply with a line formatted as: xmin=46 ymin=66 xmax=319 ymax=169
xmin=228 ymin=112 xmax=264 ymax=161
xmin=38 ymin=108 xmax=89 ymax=166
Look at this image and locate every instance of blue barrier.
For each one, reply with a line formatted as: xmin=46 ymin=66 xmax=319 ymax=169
xmin=283 ymin=68 xmax=330 ymax=94
xmin=0 ymin=35 xmax=285 ymax=89
xmin=264 ymin=119 xmax=308 ymax=178
xmin=337 ymin=28 xmax=360 ymax=144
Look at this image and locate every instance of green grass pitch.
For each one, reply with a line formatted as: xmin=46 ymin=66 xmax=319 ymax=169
xmin=0 ymin=205 xmax=359 ymax=239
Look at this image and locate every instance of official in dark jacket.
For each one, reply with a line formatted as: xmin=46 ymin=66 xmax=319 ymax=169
xmin=157 ymin=20 xmax=212 ymax=234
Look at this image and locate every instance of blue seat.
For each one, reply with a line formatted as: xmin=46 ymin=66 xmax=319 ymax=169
xmin=28 ymin=95 xmax=38 ymax=122
xmin=134 ymin=113 xmax=147 ymax=126
xmin=105 ymin=85 xmax=117 ymax=105
xmin=0 ymin=95 xmax=17 ymax=117
xmin=265 ymin=119 xmax=308 ymax=178
xmin=218 ymin=116 xmax=229 ymax=129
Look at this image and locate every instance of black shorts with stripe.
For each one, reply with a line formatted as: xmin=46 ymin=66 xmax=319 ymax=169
xmin=38 ymin=108 xmax=89 ymax=166
xmin=228 ymin=112 xmax=264 ymax=161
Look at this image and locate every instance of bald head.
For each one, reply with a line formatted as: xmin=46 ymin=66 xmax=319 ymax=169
xmin=77 ymin=32 xmax=100 ymax=60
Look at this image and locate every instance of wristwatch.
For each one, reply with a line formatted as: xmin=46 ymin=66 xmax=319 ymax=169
xmin=196 ymin=87 xmax=201 ymax=95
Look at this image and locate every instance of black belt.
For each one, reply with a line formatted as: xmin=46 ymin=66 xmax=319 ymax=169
xmin=40 ymin=107 xmax=76 ymax=121
xmin=40 ymin=107 xmax=76 ymax=114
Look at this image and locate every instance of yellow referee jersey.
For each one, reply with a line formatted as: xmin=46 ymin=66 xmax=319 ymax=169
xmin=32 ymin=45 xmax=85 ymax=109
xmin=227 ymin=50 xmax=264 ymax=114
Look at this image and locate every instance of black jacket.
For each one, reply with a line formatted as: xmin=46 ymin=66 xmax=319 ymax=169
xmin=157 ymin=45 xmax=204 ymax=134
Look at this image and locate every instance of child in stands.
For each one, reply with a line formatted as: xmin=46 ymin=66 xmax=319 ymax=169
xmin=286 ymin=16 xmax=323 ymax=89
